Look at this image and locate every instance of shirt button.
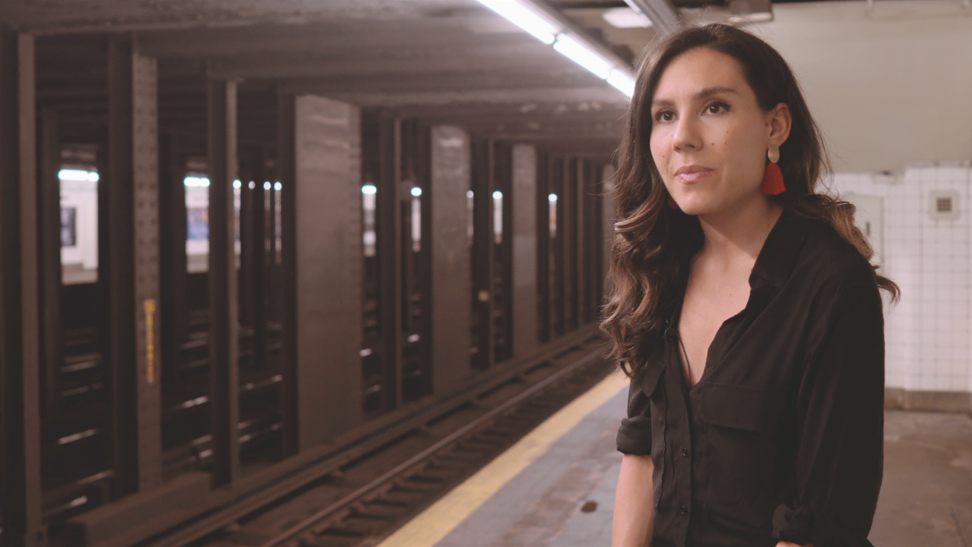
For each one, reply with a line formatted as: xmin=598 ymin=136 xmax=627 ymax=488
xmin=681 ymin=448 xmax=689 ymax=458
xmin=679 ymin=505 xmax=688 ymax=515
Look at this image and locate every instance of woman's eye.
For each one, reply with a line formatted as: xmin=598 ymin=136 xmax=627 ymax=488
xmin=654 ymin=110 xmax=675 ymax=123
xmin=706 ymin=102 xmax=730 ymax=114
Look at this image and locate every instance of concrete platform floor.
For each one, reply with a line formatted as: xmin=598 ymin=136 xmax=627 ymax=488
xmin=380 ymin=371 xmax=972 ymax=547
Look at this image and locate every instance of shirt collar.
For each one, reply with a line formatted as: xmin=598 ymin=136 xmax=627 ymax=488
xmin=749 ymin=207 xmax=810 ymax=290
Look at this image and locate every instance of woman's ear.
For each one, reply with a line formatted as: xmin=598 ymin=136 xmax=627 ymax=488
xmin=768 ymin=103 xmax=792 ymax=148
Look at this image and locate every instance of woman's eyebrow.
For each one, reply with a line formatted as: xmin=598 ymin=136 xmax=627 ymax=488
xmin=651 ymin=86 xmax=738 ymax=108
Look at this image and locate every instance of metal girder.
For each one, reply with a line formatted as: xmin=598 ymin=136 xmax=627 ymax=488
xmin=0 ymin=30 xmax=45 ymax=547
xmin=624 ymin=0 xmax=681 ymax=33
xmin=207 ymin=77 xmax=241 ymax=486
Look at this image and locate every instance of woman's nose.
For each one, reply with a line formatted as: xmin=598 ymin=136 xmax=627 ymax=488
xmin=672 ymin=117 xmax=702 ymax=152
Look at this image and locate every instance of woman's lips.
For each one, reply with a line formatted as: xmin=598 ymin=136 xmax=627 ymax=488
xmin=676 ymin=169 xmax=712 ymax=183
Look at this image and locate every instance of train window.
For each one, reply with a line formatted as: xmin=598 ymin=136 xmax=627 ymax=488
xmin=410 ymin=186 xmax=422 ymax=252
xmin=59 ymin=167 xmax=100 ymax=285
xmin=548 ymin=193 xmax=558 ymax=238
xmin=185 ymin=174 xmax=210 ymax=273
xmin=362 ymin=184 xmax=377 ymax=257
xmin=493 ymin=190 xmax=503 ymax=244
xmin=183 ymin=174 xmax=243 ymax=273
xmin=274 ymin=181 xmax=282 ymax=264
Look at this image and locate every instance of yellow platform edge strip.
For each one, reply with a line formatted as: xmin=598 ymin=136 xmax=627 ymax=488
xmin=377 ymin=368 xmax=628 ymax=547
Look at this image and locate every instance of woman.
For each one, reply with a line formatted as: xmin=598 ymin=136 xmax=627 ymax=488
xmin=603 ymin=23 xmax=898 ymax=547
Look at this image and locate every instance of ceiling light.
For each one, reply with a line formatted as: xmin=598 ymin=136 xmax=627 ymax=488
xmin=607 ymin=69 xmax=636 ymax=97
xmin=477 ymin=0 xmax=561 ymax=44
xmin=602 ymin=7 xmax=653 ymax=28
xmin=553 ymin=35 xmax=612 ymax=79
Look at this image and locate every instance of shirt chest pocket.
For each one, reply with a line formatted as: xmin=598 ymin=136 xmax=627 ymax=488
xmin=701 ymin=382 xmax=784 ymax=509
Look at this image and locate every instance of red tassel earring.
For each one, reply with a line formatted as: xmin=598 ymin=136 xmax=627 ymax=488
xmin=761 ymin=145 xmax=786 ymax=195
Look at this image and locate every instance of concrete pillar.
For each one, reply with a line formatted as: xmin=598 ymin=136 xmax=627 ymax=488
xmin=293 ymin=95 xmax=363 ymax=448
xmin=430 ymin=126 xmax=472 ymax=394
xmin=511 ymin=144 xmax=539 ymax=357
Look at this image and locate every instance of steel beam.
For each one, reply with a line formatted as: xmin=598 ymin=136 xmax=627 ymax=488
xmin=377 ymin=117 xmax=403 ymax=411
xmin=429 ymin=125 xmax=472 ymax=395
xmin=37 ymin=108 xmax=62 ymax=423
xmin=511 ymin=144 xmax=539 ymax=358
xmin=0 ymin=30 xmax=45 ymax=547
xmin=470 ymin=139 xmax=496 ymax=370
xmin=575 ymin=159 xmax=587 ymax=327
xmin=207 ymin=77 xmax=240 ymax=485
xmin=536 ymin=151 xmax=551 ymax=344
xmin=278 ymin=92 xmax=299 ymax=457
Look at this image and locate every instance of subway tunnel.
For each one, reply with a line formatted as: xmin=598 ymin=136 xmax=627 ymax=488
xmin=0 ymin=1 xmax=971 ymax=546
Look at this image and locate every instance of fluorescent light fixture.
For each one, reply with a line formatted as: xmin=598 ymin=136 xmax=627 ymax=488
xmin=492 ymin=190 xmax=503 ymax=199
xmin=607 ymin=69 xmax=636 ymax=97
xmin=233 ymin=179 xmax=242 ymax=189
xmin=362 ymin=184 xmax=377 ymax=195
xmin=603 ymin=7 xmax=652 ymax=28
xmin=184 ymin=176 xmax=210 ymax=187
xmin=274 ymin=182 xmax=282 ymax=191
xmin=548 ymin=193 xmax=558 ymax=203
xmin=477 ymin=0 xmax=561 ymax=44
xmin=727 ymin=12 xmax=773 ymax=23
xmin=411 ymin=187 xmax=423 ymax=197
xmin=58 ymin=169 xmax=100 ymax=182
xmin=248 ymin=181 xmax=256 ymax=189
xmin=263 ymin=182 xmax=272 ymax=190
xmin=553 ymin=35 xmax=612 ymax=79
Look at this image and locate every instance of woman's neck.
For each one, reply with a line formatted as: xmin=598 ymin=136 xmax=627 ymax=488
xmin=696 ymin=195 xmax=783 ymax=269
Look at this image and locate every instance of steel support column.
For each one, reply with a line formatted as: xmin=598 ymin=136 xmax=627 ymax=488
xmin=429 ymin=126 xmax=472 ymax=395
xmin=601 ymin=165 xmax=616 ymax=297
xmin=0 ymin=30 xmax=45 ymax=547
xmin=108 ymin=36 xmax=163 ymax=495
xmin=511 ymin=144 xmax=539 ymax=358
xmin=279 ymin=93 xmax=298 ymax=457
xmin=207 ymin=78 xmax=240 ymax=484
xmin=377 ymin=118 xmax=403 ymax=410
xmin=575 ymin=159 xmax=587 ymax=327
xmin=471 ymin=140 xmax=496 ymax=369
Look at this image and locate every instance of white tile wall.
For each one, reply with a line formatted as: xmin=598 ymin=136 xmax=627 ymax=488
xmin=832 ymin=162 xmax=972 ymax=394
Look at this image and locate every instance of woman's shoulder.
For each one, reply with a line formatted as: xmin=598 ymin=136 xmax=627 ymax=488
xmin=795 ymin=216 xmax=878 ymax=294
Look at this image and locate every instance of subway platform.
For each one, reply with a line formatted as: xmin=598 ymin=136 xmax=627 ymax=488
xmin=378 ymin=372 xmax=972 ymax=547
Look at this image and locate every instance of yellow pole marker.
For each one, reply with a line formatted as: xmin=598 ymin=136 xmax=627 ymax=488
xmin=144 ymin=299 xmax=156 ymax=384
xmin=377 ymin=368 xmax=628 ymax=547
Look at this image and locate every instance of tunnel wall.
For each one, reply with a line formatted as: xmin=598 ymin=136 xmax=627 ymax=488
xmin=833 ymin=163 xmax=972 ymax=411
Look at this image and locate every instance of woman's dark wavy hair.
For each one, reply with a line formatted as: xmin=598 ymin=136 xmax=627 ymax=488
xmin=600 ymin=23 xmax=899 ymax=378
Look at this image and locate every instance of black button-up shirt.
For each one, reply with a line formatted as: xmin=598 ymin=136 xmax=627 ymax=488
xmin=617 ymin=208 xmax=885 ymax=547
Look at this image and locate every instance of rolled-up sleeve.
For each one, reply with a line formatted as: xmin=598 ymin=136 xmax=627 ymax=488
xmin=617 ymin=372 xmax=653 ymax=455
xmin=773 ymin=283 xmax=885 ymax=547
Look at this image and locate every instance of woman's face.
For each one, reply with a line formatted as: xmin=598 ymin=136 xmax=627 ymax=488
xmin=649 ymin=47 xmax=789 ymax=216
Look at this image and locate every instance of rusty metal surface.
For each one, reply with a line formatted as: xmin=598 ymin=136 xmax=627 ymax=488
xmin=430 ymin=125 xmax=472 ymax=395
xmin=293 ymin=95 xmax=364 ymax=448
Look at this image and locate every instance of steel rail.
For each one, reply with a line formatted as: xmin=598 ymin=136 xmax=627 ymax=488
xmin=261 ymin=342 xmax=608 ymax=547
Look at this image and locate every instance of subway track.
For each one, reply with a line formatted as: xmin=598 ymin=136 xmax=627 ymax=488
xmin=176 ymin=334 xmax=613 ymax=547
